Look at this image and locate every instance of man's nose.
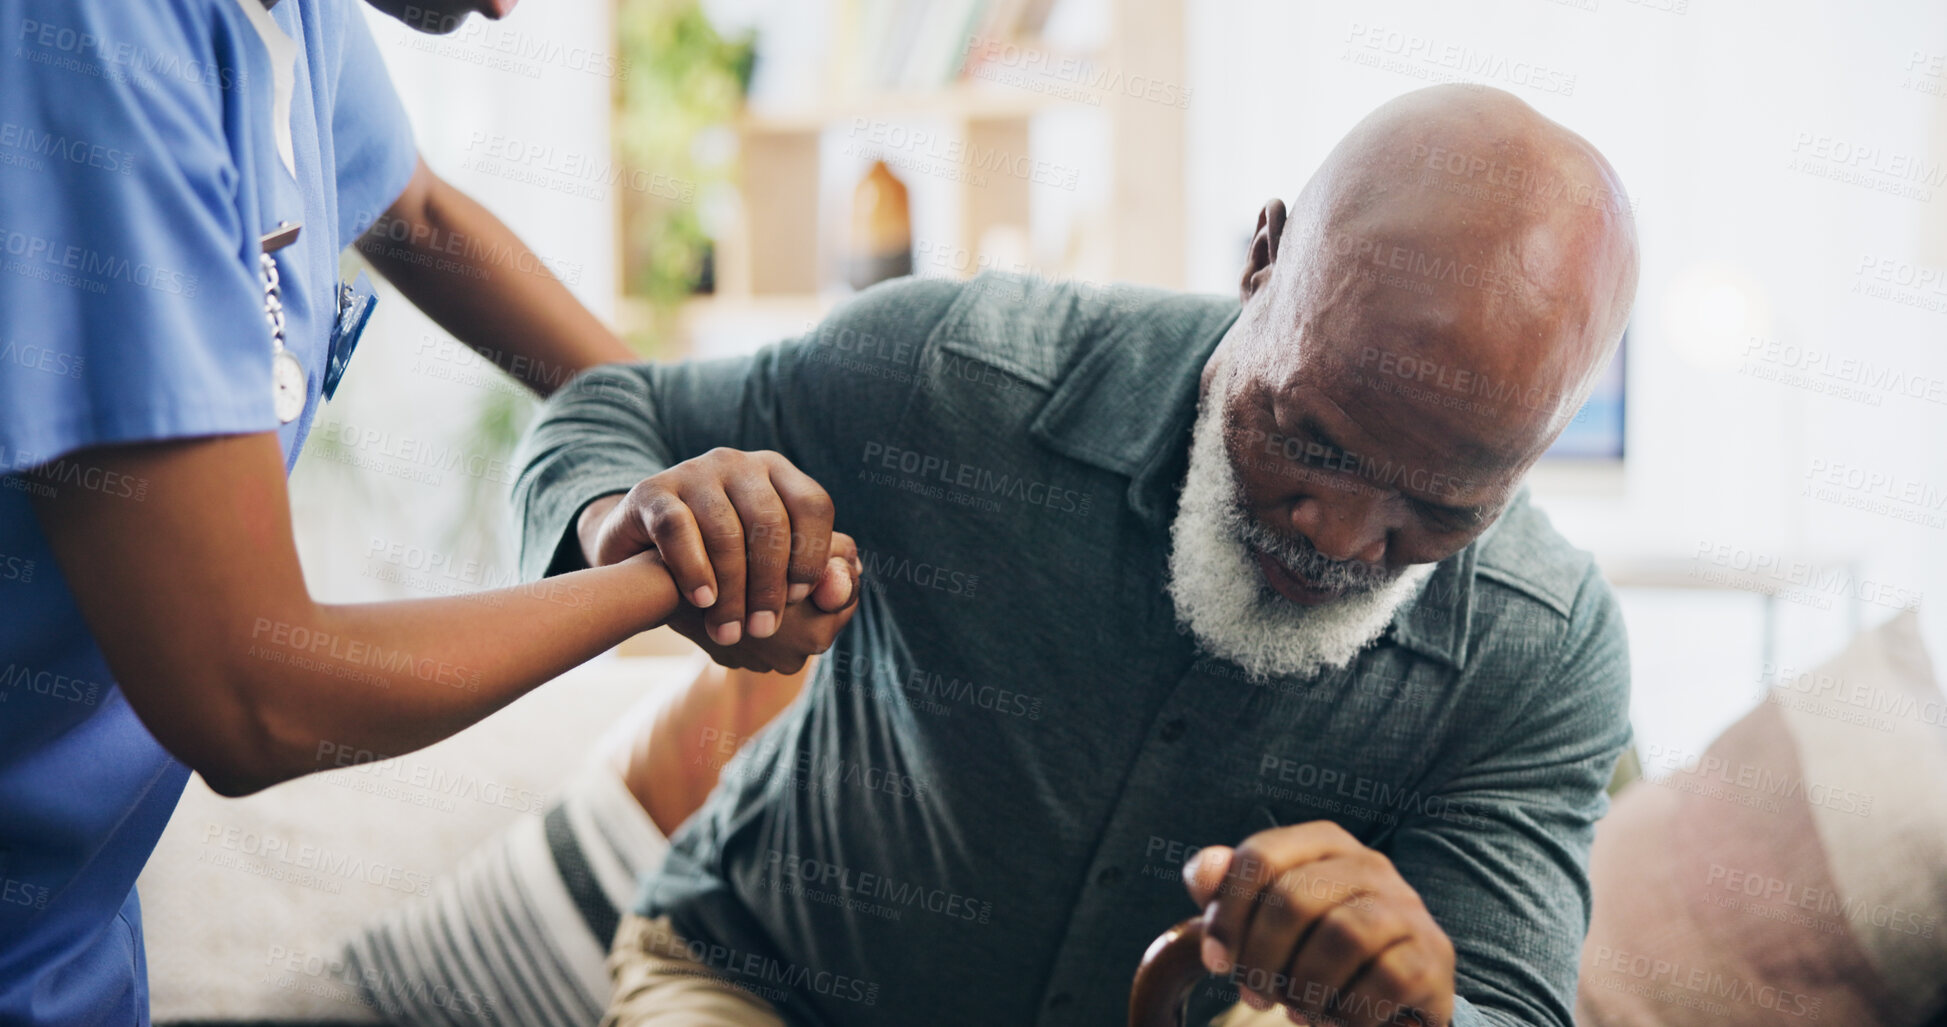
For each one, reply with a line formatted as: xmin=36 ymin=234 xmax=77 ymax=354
xmin=1289 ymin=490 xmax=1389 ymax=566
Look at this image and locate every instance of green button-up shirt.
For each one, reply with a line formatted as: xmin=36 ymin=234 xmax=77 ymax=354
xmin=515 ymin=273 xmax=1632 ymax=1027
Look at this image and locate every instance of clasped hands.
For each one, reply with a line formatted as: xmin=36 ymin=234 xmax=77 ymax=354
xmin=576 ymin=448 xmax=861 ymax=672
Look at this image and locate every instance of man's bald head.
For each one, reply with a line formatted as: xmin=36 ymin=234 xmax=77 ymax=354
xmin=1199 ymin=85 xmax=1639 ymax=602
xmin=1265 ymin=84 xmax=1638 ymax=446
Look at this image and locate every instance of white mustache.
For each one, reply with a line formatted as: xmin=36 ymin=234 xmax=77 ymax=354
xmin=1237 ymin=518 xmax=1393 ymax=594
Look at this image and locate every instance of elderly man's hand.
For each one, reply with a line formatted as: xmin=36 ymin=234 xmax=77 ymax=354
xmin=667 ymin=532 xmax=862 ymax=673
xmin=578 ymin=448 xmax=838 ymax=647
xmin=1183 ymin=822 xmax=1455 ymax=1027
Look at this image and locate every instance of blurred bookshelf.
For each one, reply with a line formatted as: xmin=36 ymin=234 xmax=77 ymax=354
xmin=618 ymin=0 xmax=1188 ymax=360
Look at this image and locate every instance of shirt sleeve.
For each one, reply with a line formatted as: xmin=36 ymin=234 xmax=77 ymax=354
xmin=328 ymin=1 xmax=417 ymax=248
xmin=511 ymin=277 xmax=965 ymax=582
xmin=0 ymin=0 xmax=276 ymax=471
xmin=1384 ymin=568 xmax=1633 ymax=1027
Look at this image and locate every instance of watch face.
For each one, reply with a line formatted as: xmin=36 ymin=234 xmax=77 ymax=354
xmin=272 ymin=349 xmax=306 ymax=423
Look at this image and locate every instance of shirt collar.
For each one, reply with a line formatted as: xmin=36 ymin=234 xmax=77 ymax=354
xmin=1020 ymin=292 xmax=1480 ymax=671
xmin=1386 ymin=543 xmax=1478 ymax=670
xmin=1388 ymin=491 xmax=1525 ymax=671
xmin=1025 ymin=296 xmax=1236 ymax=528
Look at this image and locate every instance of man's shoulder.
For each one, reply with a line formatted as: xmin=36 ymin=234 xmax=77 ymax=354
xmin=1418 ymin=493 xmax=1629 ymax=749
xmin=833 ymin=272 xmax=1235 ymax=389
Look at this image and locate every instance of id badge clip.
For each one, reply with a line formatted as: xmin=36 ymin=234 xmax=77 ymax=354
xmin=323 ymin=270 xmax=378 ymax=402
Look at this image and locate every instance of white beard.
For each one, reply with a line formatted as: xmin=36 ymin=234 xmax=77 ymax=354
xmin=1165 ymin=369 xmax=1436 ymax=683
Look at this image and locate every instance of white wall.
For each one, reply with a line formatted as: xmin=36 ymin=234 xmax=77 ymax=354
xmin=290 ymin=1 xmax=619 ymax=603
xmin=1186 ymin=0 xmax=1947 ymax=758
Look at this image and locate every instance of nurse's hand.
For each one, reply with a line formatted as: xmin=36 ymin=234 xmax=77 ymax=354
xmin=576 ymin=449 xmax=841 ymax=647
xmin=1183 ymin=822 xmax=1455 ymax=1027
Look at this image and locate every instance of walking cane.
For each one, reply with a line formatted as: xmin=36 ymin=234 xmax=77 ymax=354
xmin=1128 ymin=916 xmax=1211 ymax=1027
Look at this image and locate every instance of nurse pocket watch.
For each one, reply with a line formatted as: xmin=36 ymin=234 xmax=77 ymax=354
xmin=260 ymin=220 xmax=304 ymax=423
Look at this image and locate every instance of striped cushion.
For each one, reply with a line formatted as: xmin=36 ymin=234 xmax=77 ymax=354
xmin=339 ymin=768 xmax=667 ymax=1026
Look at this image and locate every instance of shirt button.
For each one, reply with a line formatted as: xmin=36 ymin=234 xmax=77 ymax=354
xmin=1095 ymin=865 xmax=1124 ymax=886
xmin=1047 ymin=992 xmax=1073 ymax=1009
xmin=1158 ymin=717 xmax=1187 ymax=742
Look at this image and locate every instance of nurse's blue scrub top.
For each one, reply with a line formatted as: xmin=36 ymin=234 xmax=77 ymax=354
xmin=0 ymin=0 xmax=416 ymax=1020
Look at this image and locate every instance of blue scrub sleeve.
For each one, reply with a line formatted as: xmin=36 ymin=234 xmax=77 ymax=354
xmin=0 ymin=0 xmax=277 ymax=471
xmin=329 ymin=3 xmax=419 ymax=248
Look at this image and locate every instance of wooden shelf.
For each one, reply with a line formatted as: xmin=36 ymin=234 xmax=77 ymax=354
xmin=690 ymin=0 xmax=1184 ymax=311
xmin=724 ymin=91 xmax=1047 ymax=299
xmin=740 ymin=82 xmax=1071 ymax=135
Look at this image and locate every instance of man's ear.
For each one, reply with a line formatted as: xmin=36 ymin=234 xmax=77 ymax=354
xmin=1240 ymin=199 xmax=1287 ymax=303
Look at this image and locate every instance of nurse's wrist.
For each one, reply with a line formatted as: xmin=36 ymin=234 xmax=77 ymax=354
xmin=611 ymin=547 xmax=682 ymax=631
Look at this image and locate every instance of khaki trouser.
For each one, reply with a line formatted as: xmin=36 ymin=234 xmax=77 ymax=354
xmin=600 ymin=911 xmax=1275 ymax=1026
xmin=601 ymin=913 xmax=789 ymax=1027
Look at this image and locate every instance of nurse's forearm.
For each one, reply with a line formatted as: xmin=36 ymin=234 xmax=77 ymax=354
xmin=237 ymin=558 xmax=679 ymax=794
xmin=359 ymin=157 xmax=635 ymax=396
xmin=31 ymin=433 xmax=681 ymax=798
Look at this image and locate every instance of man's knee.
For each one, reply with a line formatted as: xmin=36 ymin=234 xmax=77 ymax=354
xmin=603 ymin=914 xmax=786 ymax=1027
